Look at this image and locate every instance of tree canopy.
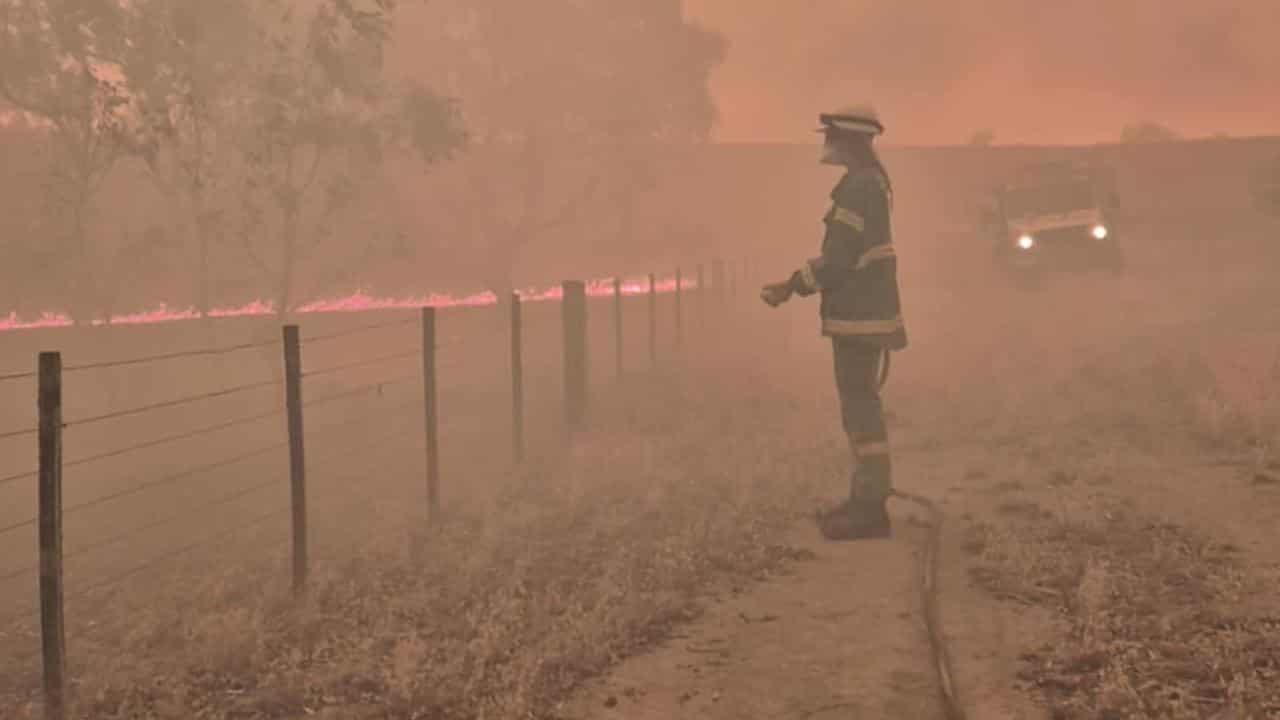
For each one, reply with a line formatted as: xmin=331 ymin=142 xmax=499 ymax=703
xmin=0 ymin=0 xmax=465 ymax=318
xmin=393 ymin=0 xmax=727 ymax=290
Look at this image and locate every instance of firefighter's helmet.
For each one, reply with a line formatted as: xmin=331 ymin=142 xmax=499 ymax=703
xmin=818 ymin=104 xmax=884 ymax=137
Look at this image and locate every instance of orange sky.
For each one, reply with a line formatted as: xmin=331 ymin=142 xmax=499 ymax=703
xmin=684 ymin=1 xmax=1280 ymax=145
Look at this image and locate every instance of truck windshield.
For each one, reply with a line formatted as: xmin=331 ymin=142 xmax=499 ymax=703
xmin=1001 ymin=181 xmax=1096 ymax=218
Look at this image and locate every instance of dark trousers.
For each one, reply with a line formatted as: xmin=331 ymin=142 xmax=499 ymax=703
xmin=832 ymin=337 xmax=892 ymax=501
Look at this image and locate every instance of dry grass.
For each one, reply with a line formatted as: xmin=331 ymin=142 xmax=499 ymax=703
xmin=0 ymin=369 xmax=831 ymax=720
xmin=966 ymin=496 xmax=1280 ymax=719
xmin=954 ymin=338 xmax=1280 ymax=720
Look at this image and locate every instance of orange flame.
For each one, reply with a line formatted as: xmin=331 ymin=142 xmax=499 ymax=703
xmin=0 ymin=274 xmax=701 ymax=333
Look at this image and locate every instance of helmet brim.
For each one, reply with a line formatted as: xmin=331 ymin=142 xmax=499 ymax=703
xmin=818 ymin=113 xmax=885 ymax=136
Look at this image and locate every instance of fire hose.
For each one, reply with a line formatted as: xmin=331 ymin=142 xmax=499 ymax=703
xmin=890 ymin=488 xmax=966 ymax=720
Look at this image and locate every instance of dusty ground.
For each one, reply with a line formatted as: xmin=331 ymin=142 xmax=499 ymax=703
xmin=1 ymin=218 xmax=1278 ymax=719
xmin=559 ymin=240 xmax=1280 ymax=719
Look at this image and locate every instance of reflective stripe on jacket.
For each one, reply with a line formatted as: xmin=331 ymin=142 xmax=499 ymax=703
xmin=789 ymin=167 xmax=907 ymax=350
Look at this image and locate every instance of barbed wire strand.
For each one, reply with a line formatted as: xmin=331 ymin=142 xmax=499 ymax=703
xmin=0 ymin=516 xmax=35 ymax=538
xmin=303 ymin=373 xmax=420 ymax=411
xmin=304 ymin=347 xmax=421 ymax=378
xmin=62 ymin=441 xmax=287 ymax=519
xmin=0 ymin=407 xmax=284 ymax=490
xmin=308 ymin=399 xmax=420 ymax=443
xmin=0 ymin=369 xmax=36 ymax=383
xmin=0 ymin=561 xmax=37 ymax=584
xmin=0 ymin=520 xmax=293 ymax=649
xmin=303 ymin=316 xmax=420 ymax=345
xmin=1 ymin=443 xmax=423 ymax=643
xmin=3 ymin=400 xmax=414 ymax=544
xmin=64 ymin=378 xmax=282 ymax=429
xmin=0 ymin=425 xmax=37 ymax=442
xmin=61 ymin=477 xmax=284 ymax=564
xmin=0 ymin=468 xmax=36 ymax=489
xmin=4 ymin=358 xmax=443 ymax=488
xmin=11 ymin=337 xmax=454 ymax=484
xmin=62 ymin=337 xmax=280 ymax=374
xmin=65 ymin=506 xmax=291 ymax=603
xmin=54 ymin=406 xmax=419 ymax=565
xmin=227 ymin=440 xmax=417 ymax=558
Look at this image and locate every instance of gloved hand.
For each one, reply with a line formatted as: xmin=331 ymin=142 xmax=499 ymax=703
xmin=760 ymin=281 xmax=794 ymax=308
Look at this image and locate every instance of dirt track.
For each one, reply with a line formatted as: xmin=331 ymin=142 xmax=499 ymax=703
xmin=557 ymin=227 xmax=1280 ymax=719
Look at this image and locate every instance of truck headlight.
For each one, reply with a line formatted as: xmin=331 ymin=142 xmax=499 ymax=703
xmin=1091 ymin=224 xmax=1108 ymax=239
xmin=1017 ymin=234 xmax=1035 ymax=250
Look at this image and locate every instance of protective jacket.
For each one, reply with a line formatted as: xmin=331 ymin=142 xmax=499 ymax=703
xmin=788 ymin=167 xmax=907 ymax=350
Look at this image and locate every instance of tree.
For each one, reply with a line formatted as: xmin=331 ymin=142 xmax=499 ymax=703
xmin=231 ymin=0 xmax=464 ymax=317
xmin=1120 ymin=122 xmax=1180 ymax=144
xmin=128 ymin=0 xmax=263 ymax=321
xmin=1 ymin=0 xmax=464 ymax=322
xmin=397 ymin=0 xmax=726 ymax=294
xmin=0 ymin=0 xmax=172 ymax=322
xmin=969 ymin=129 xmax=996 ymax=147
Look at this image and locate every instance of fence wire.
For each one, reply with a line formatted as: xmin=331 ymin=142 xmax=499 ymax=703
xmin=1 ymin=407 xmax=284 ymax=490
xmin=0 ymin=273 xmax=703 ymax=686
xmin=0 ymin=516 xmax=35 ymax=538
xmin=62 ymin=442 xmax=287 ymax=518
xmin=303 ymin=316 xmax=419 ymax=345
xmin=64 ymin=506 xmax=293 ymax=604
xmin=64 ymin=377 xmax=282 ymax=429
xmin=62 ymin=338 xmax=280 ymax=374
xmin=63 ymin=477 xmax=284 ymax=564
xmin=7 ymin=401 xmax=421 ymax=580
xmin=0 ymin=425 xmax=37 ymax=442
xmin=303 ymin=373 xmax=420 ymax=411
xmin=304 ymin=347 xmax=421 ymax=378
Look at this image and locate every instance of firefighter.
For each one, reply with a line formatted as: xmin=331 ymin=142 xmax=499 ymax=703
xmin=760 ymin=104 xmax=907 ymax=541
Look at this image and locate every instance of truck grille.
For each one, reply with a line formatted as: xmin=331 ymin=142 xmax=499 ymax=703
xmin=1034 ymin=225 xmax=1091 ymax=245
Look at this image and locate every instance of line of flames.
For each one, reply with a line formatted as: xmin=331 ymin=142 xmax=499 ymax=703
xmin=0 ymin=275 xmax=697 ymax=333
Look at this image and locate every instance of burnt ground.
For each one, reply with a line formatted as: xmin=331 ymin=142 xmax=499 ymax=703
xmin=1 ymin=222 xmax=1278 ymax=719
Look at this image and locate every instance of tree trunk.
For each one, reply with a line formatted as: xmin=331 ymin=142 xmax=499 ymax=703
xmin=195 ymin=207 xmax=213 ymax=321
xmin=277 ymin=209 xmax=299 ymax=321
xmin=193 ymin=206 xmax=224 ymax=384
xmin=259 ymin=207 xmax=300 ymax=411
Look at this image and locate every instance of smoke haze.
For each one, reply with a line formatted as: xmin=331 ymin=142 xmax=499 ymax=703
xmin=685 ymin=0 xmax=1280 ymax=144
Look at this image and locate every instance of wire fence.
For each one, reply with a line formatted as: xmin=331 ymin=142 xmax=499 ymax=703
xmin=0 ymin=260 xmax=755 ymax=718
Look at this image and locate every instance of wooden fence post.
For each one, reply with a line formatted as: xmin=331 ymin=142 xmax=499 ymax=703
xmin=421 ymin=307 xmax=440 ymax=520
xmin=613 ymin=277 xmax=623 ymax=379
xmin=509 ymin=293 xmax=525 ymax=463
xmin=38 ymin=352 xmax=65 ymax=720
xmin=562 ymin=281 xmax=588 ymax=430
xmin=282 ymin=326 xmax=308 ymax=594
xmin=675 ymin=269 xmax=684 ymax=349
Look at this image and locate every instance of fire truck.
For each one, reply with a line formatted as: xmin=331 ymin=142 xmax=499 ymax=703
xmin=979 ymin=160 xmax=1126 ymax=287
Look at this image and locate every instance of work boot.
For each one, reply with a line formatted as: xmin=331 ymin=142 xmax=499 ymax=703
xmin=815 ymin=496 xmax=891 ymax=541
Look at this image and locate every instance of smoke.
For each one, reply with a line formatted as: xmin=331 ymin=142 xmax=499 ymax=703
xmin=686 ymin=0 xmax=1280 ymax=144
